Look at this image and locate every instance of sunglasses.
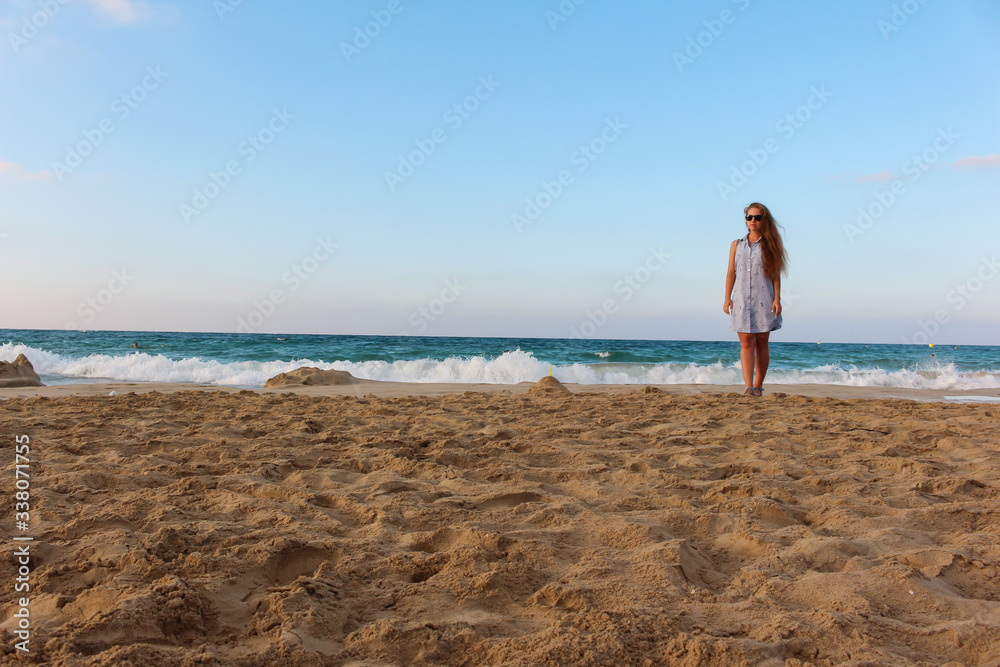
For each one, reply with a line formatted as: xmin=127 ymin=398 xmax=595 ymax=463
xmin=745 ymin=214 xmax=764 ymax=222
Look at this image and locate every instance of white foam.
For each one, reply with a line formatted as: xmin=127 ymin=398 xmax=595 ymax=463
xmin=943 ymin=395 xmax=1000 ymax=403
xmin=1 ymin=343 xmax=310 ymax=387
xmin=2 ymin=343 xmax=998 ymax=390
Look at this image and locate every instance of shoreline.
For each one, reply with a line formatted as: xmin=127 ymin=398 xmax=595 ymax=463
xmin=3 ymin=379 xmax=999 ymax=402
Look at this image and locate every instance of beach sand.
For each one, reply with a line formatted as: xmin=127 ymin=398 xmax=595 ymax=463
xmin=1 ymin=380 xmax=998 ymax=665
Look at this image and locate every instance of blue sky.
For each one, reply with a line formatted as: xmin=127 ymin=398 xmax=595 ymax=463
xmin=1 ymin=0 xmax=998 ymax=344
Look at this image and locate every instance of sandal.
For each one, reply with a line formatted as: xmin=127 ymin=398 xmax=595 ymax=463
xmin=743 ymin=387 xmax=754 ymax=396
xmin=753 ymin=387 xmax=763 ymax=397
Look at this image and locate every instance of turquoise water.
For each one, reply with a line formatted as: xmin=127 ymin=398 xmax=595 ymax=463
xmin=1 ymin=329 xmax=998 ymax=390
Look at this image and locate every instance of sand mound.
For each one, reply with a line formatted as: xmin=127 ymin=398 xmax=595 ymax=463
xmin=0 ymin=353 xmax=43 ymax=387
xmin=527 ymin=375 xmax=571 ymax=394
xmin=264 ymin=367 xmax=359 ymax=388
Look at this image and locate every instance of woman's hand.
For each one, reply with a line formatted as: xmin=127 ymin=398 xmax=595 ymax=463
xmin=771 ymin=299 xmax=782 ymax=316
xmin=723 ymin=298 xmax=733 ymax=315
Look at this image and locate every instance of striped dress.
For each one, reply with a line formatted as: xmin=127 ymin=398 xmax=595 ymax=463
xmin=730 ymin=235 xmax=782 ymax=333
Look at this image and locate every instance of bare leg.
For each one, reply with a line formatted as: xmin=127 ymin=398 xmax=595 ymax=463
xmin=738 ymin=333 xmax=757 ymax=391
xmin=754 ymin=332 xmax=770 ymax=391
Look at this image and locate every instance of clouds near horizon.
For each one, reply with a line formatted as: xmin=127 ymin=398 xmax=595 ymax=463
xmin=0 ymin=159 xmax=54 ymax=182
xmin=951 ymin=154 xmax=1000 ymax=170
xmin=86 ymin=0 xmax=169 ymax=24
xmin=853 ymin=171 xmax=897 ymax=184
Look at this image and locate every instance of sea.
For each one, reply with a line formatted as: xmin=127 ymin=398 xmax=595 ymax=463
xmin=1 ymin=329 xmax=998 ymax=394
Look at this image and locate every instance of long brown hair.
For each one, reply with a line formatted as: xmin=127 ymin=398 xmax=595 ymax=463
xmin=744 ymin=202 xmax=787 ymax=281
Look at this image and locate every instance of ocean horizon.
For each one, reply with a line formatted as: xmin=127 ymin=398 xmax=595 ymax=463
xmin=2 ymin=328 xmax=997 ymax=392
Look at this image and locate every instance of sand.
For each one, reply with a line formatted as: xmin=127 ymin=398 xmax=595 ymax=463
xmin=264 ymin=368 xmax=360 ymax=388
xmin=1 ymin=379 xmax=999 ymax=666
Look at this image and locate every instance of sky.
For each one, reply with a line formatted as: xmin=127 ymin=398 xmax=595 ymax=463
xmin=1 ymin=0 xmax=998 ymax=345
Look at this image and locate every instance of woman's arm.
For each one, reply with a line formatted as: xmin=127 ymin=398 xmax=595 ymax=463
xmin=772 ymin=276 xmax=782 ymax=315
xmin=723 ymin=240 xmax=737 ymax=314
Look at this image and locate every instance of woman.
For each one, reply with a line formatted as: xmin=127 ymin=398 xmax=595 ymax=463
xmin=723 ymin=202 xmax=787 ymax=396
